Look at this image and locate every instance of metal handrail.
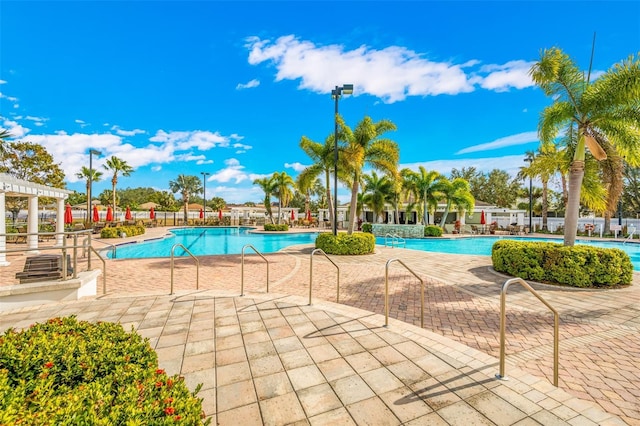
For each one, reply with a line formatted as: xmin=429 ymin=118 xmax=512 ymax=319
xmin=384 ymin=233 xmax=405 ymax=248
xmin=170 ymin=244 xmax=200 ymax=295
xmin=309 ymin=248 xmax=340 ymax=305
xmin=240 ymin=244 xmax=269 ymax=296
xmin=496 ymin=277 xmax=559 ymax=387
xmin=87 ymin=245 xmax=107 ymax=294
xmin=624 ymin=225 xmax=636 ymax=244
xmin=90 ymin=238 xmax=117 ymax=259
xmin=385 ymin=258 xmax=425 ymax=327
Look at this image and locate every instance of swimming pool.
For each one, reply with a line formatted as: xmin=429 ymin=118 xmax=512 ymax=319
xmin=107 ymin=227 xmax=318 ymax=259
xmin=375 ymin=235 xmax=640 ymax=270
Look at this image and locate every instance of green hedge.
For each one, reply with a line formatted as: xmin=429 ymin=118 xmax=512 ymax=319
xmin=0 ymin=316 xmax=208 ymax=424
xmin=424 ymin=225 xmax=443 ymax=237
xmin=315 ymin=232 xmax=375 ymax=255
xmin=263 ymin=224 xmax=289 ymax=231
xmin=100 ymin=225 xmax=146 ymax=239
xmin=491 ymin=240 xmax=632 ymax=288
xmin=361 ymin=223 xmax=372 ymax=233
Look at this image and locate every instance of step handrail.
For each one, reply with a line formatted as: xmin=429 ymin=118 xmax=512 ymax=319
xmin=309 ymin=248 xmax=340 ymax=305
xmin=240 ymin=244 xmax=269 ymax=296
xmin=87 ymin=245 xmax=107 ymax=294
xmin=496 ymin=277 xmax=559 ymax=387
xmin=385 ymin=258 xmax=424 ymax=327
xmin=170 ymin=244 xmax=200 ymax=295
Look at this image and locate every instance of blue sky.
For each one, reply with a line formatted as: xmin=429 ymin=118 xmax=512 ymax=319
xmin=1 ymin=1 xmax=638 ymax=204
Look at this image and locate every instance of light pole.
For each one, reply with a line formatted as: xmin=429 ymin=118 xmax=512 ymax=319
xmin=525 ymin=154 xmax=533 ymax=233
xmin=88 ymin=149 xmax=101 ymax=225
xmin=201 ymin=172 xmax=210 ymax=223
xmin=331 ymin=84 xmax=353 ymax=235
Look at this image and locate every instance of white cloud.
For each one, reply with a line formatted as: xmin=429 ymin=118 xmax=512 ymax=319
xmin=246 ymin=35 xmax=475 ymax=103
xmin=1 ymin=119 xmax=30 ymax=138
xmin=111 ymin=125 xmax=146 ymax=136
xmin=232 ymin=143 xmax=252 ymax=150
xmin=0 ymin=80 xmax=6 ymax=84
xmin=196 ymin=159 xmax=214 ymax=165
xmin=477 ymin=60 xmax=535 ymax=92
xmin=284 ymin=162 xmax=307 ymax=172
xmin=456 ymin=131 xmax=539 ymax=154
xmin=210 ymin=158 xmax=251 ymax=184
xmin=246 ymin=35 xmax=538 ymax=102
xmin=150 ymin=129 xmax=236 ymax=150
xmin=0 ymin=92 xmax=18 ymax=103
xmin=151 ymin=165 xmax=162 ymax=172
xmin=75 ymin=119 xmax=90 ymax=128
xmin=75 ymin=119 xmax=85 ymax=124
xmin=236 ymin=79 xmax=260 ymax=90
xmin=211 ymin=184 xmax=264 ymax=204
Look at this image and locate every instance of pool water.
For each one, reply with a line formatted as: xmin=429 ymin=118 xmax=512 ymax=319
xmin=375 ymin=235 xmax=640 ymax=270
xmin=107 ymin=227 xmax=318 ymax=259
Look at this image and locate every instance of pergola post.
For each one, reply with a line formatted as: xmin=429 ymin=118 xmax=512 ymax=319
xmin=56 ymin=198 xmax=65 ymax=246
xmin=27 ymin=195 xmax=39 ymax=252
xmin=0 ymin=191 xmax=7 ymax=266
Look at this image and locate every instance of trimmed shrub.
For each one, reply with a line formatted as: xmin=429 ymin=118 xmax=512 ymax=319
xmin=100 ymin=225 xmax=145 ymax=239
xmin=263 ymin=224 xmax=289 ymax=231
xmin=361 ymin=223 xmax=372 ymax=234
xmin=315 ymin=232 xmax=375 ymax=255
xmin=0 ymin=316 xmax=208 ymax=424
xmin=492 ymin=240 xmax=632 ymax=288
xmin=424 ymin=225 xmax=443 ymax=237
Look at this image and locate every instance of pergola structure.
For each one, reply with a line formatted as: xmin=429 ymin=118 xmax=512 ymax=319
xmin=0 ymin=173 xmax=73 ymax=265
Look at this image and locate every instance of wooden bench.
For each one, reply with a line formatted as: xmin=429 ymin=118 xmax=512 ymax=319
xmin=15 ymin=254 xmax=73 ymax=284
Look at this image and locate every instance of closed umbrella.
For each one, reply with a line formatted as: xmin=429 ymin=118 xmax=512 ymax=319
xmin=150 ymin=207 xmax=155 ymax=220
xmin=106 ymin=206 xmax=114 ymax=222
xmin=92 ymin=205 xmax=99 ymax=222
xmin=480 ymin=210 xmax=486 ymax=225
xmin=64 ymin=203 xmax=73 ymax=225
xmin=199 ymin=208 xmax=204 ymax=219
xmin=306 ymin=210 xmax=312 ymax=221
xmin=125 ymin=206 xmax=132 ymax=220
xmin=218 ymin=209 xmax=223 ymax=220
xmin=291 ymin=210 xmax=296 ymax=221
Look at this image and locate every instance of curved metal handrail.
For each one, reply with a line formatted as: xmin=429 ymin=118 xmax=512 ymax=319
xmin=170 ymin=244 xmax=200 ymax=295
xmin=496 ymin=277 xmax=559 ymax=387
xmin=309 ymin=248 xmax=340 ymax=305
xmin=385 ymin=258 xmax=424 ymax=327
xmin=384 ymin=233 xmax=405 ymax=248
xmin=240 ymin=244 xmax=269 ymax=296
xmin=87 ymin=245 xmax=107 ymax=294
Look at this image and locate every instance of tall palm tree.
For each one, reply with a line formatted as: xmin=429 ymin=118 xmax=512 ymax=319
xmin=362 ymin=171 xmax=393 ymax=223
xmin=169 ymin=174 xmax=202 ymax=224
xmin=272 ymin=171 xmax=295 ymax=224
xmin=437 ymin=177 xmax=475 ymax=228
xmin=296 ymin=174 xmax=323 ymax=220
xmin=76 ymin=166 xmax=103 ymax=213
xmin=298 ymin=134 xmax=348 ymax=231
xmin=340 ymin=116 xmax=399 ymax=234
xmin=0 ymin=129 xmax=12 ymax=156
xmin=404 ymin=166 xmax=445 ymax=225
xmin=253 ymin=176 xmax=276 ymax=224
xmin=530 ymin=48 xmax=640 ymax=245
xmin=103 ymin=156 xmax=134 ymax=210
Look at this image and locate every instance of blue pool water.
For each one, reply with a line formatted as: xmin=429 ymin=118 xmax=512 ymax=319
xmin=375 ymin=235 xmax=640 ymax=270
xmin=107 ymin=227 xmax=318 ymax=259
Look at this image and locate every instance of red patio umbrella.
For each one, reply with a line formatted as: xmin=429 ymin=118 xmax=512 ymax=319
xmin=106 ymin=206 xmax=114 ymax=222
xmin=291 ymin=210 xmax=296 ymax=221
xmin=64 ymin=203 xmax=73 ymax=225
xmin=480 ymin=210 xmax=486 ymax=225
xmin=218 ymin=209 xmax=223 ymax=220
xmin=306 ymin=210 xmax=312 ymax=221
xmin=125 ymin=206 xmax=132 ymax=220
xmin=149 ymin=207 xmax=155 ymax=219
xmin=92 ymin=205 xmax=99 ymax=222
xmin=199 ymin=208 xmax=204 ymax=219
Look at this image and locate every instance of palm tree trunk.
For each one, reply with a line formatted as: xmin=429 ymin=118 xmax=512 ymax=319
xmin=564 ymin=161 xmax=585 ymax=246
xmin=347 ymin=180 xmax=360 ymax=234
xmin=325 ymin=170 xmax=334 ymax=230
xmin=112 ymin=177 xmax=117 ymax=211
xmin=439 ymin=202 xmax=452 ymax=228
xmin=604 ymin=212 xmax=611 ymax=234
xmin=542 ymin=179 xmax=549 ymax=231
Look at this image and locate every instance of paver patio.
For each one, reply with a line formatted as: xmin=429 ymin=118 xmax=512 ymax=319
xmin=1 ymin=227 xmax=638 ymax=425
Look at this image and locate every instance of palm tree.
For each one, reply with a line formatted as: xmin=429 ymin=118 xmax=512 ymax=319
xmin=76 ymin=166 xmax=103 ymax=214
xmin=404 ymin=166 xmax=445 ymax=225
xmin=296 ymin=174 xmax=323 ymax=221
xmin=169 ymin=175 xmax=202 ymax=224
xmin=437 ymin=177 xmax=475 ymax=228
xmin=298 ymin=134 xmax=345 ymax=231
xmin=530 ymin=48 xmax=640 ymax=246
xmin=272 ymin=171 xmax=295 ymax=224
xmin=253 ymin=176 xmax=276 ymax=224
xmin=362 ymin=171 xmax=393 ymax=223
xmin=103 ymin=156 xmax=134 ymax=210
xmin=340 ymin=116 xmax=399 ymax=234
